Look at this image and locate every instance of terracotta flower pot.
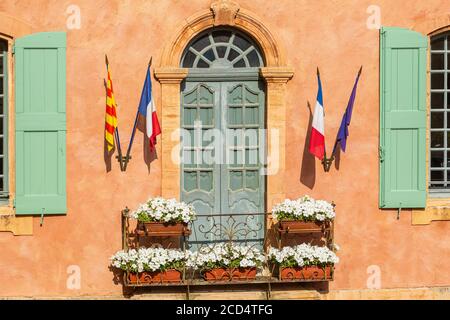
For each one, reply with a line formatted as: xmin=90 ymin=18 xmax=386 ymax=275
xmin=280 ymin=266 xmax=332 ymax=281
xmin=279 ymin=220 xmax=324 ymax=232
xmin=128 ymin=269 xmax=182 ymax=284
xmin=203 ymin=268 xmax=257 ymax=281
xmin=139 ymin=222 xmax=190 ymax=236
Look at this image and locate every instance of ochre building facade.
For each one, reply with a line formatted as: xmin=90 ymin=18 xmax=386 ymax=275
xmin=0 ymin=0 xmax=449 ymax=299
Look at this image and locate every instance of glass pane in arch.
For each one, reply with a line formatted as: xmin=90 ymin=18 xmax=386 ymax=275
xmin=181 ymin=28 xmax=264 ymax=69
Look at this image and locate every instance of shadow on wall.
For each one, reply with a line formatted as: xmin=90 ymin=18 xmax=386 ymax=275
xmin=300 ymin=101 xmax=316 ymax=189
xmin=137 ymin=115 xmax=158 ymax=173
xmin=334 ymin=144 xmax=341 ymax=170
xmin=104 ymin=140 xmax=114 ymax=173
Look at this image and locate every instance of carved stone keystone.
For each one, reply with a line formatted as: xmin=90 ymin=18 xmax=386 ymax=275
xmin=211 ymin=0 xmax=240 ymax=26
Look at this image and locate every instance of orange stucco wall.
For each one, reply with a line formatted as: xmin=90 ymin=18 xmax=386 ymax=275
xmin=0 ymin=0 xmax=449 ymax=297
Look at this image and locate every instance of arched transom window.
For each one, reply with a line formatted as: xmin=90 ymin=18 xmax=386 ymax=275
xmin=181 ymin=29 xmax=264 ymax=69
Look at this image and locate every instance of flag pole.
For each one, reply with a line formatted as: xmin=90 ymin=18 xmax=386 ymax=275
xmin=316 ymin=67 xmax=333 ymax=172
xmin=122 ymin=57 xmax=153 ymax=171
xmin=323 ymin=65 xmax=363 ymax=173
xmin=105 ymin=55 xmax=124 ymax=171
xmin=103 ymin=77 xmax=124 ymax=171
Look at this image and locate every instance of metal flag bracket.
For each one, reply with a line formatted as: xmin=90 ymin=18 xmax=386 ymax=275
xmin=116 ymin=56 xmax=153 ymax=172
xmin=322 ymin=154 xmax=335 ymax=173
xmin=318 ymin=65 xmax=363 ymax=173
xmin=40 ymin=208 xmax=45 ymax=227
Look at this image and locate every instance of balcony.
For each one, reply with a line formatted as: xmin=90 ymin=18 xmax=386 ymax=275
xmin=119 ymin=209 xmax=335 ymax=299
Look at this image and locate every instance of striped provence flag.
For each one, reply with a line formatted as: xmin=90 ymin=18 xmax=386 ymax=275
xmin=105 ymin=61 xmax=118 ymax=152
xmin=309 ymin=69 xmax=326 ymax=160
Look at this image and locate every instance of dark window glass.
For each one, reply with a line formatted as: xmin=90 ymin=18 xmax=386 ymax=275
xmin=431 ymin=37 xmax=445 ymax=50
xmin=431 ymin=112 xmax=444 ymax=128
xmin=192 ymin=34 xmax=210 ymax=52
xmin=233 ymin=34 xmax=251 ymax=51
xmin=233 ymin=59 xmax=246 ymax=68
xmin=228 ymin=48 xmax=240 ymax=62
xmin=212 ymin=30 xmax=231 ymax=44
xmin=431 ymin=151 xmax=444 ymax=168
xmin=431 ymin=54 xmax=444 ymax=70
xmin=431 ymin=73 xmax=445 ymax=89
xmin=182 ymin=50 xmax=196 ymax=68
xmin=247 ymin=50 xmax=260 ymax=67
xmin=197 ymin=60 xmax=209 ymax=68
xmin=204 ymin=49 xmax=215 ymax=62
xmin=217 ymin=46 xmax=227 ymax=58
xmin=447 ymin=132 xmax=450 ymax=149
xmin=431 ymin=131 xmax=444 ymax=148
xmin=431 ymin=170 xmax=444 ymax=181
xmin=431 ymin=92 xmax=444 ymax=109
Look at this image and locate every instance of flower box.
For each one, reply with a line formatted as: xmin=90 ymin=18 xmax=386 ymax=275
xmin=111 ymin=247 xmax=188 ymax=285
xmin=128 ymin=269 xmax=182 ymax=284
xmin=129 ymin=197 xmax=197 ymax=226
xmin=268 ymin=244 xmax=338 ymax=282
xmin=272 ymin=196 xmax=335 ymax=225
xmin=187 ymin=243 xmax=265 ymax=281
xmin=280 ymin=266 xmax=332 ymax=281
xmin=279 ymin=220 xmax=324 ymax=232
xmin=203 ymin=267 xmax=257 ymax=281
xmin=139 ymin=222 xmax=190 ymax=236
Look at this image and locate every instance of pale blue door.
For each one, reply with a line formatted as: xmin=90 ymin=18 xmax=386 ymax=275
xmin=181 ymin=80 xmax=265 ymax=246
xmin=180 ymin=28 xmax=266 ymax=247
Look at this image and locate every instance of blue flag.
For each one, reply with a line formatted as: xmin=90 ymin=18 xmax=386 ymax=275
xmin=333 ymin=67 xmax=362 ymax=154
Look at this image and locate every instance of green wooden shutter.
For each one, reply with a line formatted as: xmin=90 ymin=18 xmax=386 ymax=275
xmin=14 ymin=32 xmax=67 ymax=215
xmin=379 ymin=27 xmax=427 ymax=209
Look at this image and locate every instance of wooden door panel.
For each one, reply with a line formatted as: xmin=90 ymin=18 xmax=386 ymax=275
xmin=181 ymin=80 xmax=265 ymax=246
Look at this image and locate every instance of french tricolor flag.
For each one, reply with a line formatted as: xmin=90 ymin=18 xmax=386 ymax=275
xmin=309 ymin=69 xmax=325 ymax=160
xmin=138 ymin=68 xmax=161 ymax=152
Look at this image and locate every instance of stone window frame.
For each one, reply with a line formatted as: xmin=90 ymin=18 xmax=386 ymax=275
xmin=413 ymin=15 xmax=450 ymax=224
xmin=0 ymin=13 xmax=33 ymax=235
xmin=154 ymin=0 xmax=294 ymax=214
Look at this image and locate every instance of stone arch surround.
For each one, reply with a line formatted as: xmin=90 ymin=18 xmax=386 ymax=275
xmin=154 ymin=0 xmax=294 ymax=212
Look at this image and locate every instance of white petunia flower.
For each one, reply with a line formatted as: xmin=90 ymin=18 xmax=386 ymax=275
xmin=110 ymin=247 xmax=190 ymax=272
xmin=129 ymin=198 xmax=197 ymax=224
xmin=272 ymin=196 xmax=335 ymax=222
xmin=268 ymin=244 xmax=339 ymax=268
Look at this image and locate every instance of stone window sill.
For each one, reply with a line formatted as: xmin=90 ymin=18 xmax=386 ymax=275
xmin=412 ymin=199 xmax=450 ymax=225
xmin=0 ymin=207 xmax=33 ymax=235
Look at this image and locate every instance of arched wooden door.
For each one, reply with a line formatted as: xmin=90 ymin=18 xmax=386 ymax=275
xmin=180 ymin=29 xmax=266 ymax=246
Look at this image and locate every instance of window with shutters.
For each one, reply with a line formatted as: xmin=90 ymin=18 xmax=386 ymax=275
xmin=0 ymin=39 xmax=9 ymax=205
xmin=379 ymin=26 xmax=427 ymax=209
xmin=430 ymin=32 xmax=450 ymax=193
